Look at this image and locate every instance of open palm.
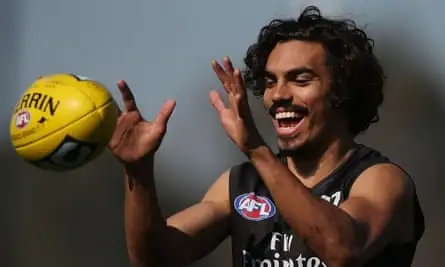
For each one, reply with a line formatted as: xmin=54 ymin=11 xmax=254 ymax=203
xmin=109 ymin=80 xmax=176 ymax=163
xmin=210 ymin=57 xmax=264 ymax=152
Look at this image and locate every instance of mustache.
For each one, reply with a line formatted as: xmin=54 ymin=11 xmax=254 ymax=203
xmin=268 ymin=102 xmax=309 ymax=117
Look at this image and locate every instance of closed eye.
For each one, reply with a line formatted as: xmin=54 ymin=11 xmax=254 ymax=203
xmin=286 ymin=67 xmax=316 ymax=85
xmin=294 ymin=77 xmax=312 ymax=85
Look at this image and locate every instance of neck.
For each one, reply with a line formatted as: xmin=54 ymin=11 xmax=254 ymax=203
xmin=286 ymin=135 xmax=357 ymax=187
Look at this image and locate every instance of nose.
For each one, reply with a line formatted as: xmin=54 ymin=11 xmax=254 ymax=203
xmin=271 ymin=83 xmax=292 ymax=102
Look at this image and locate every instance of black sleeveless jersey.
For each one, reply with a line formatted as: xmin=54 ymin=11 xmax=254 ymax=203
xmin=228 ymin=144 xmax=424 ymax=267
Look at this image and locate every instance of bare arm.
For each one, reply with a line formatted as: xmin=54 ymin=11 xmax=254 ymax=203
xmin=248 ymin=146 xmax=414 ymax=267
xmin=107 ymin=81 xmax=230 ymax=267
xmin=125 ymin=161 xmax=231 ymax=267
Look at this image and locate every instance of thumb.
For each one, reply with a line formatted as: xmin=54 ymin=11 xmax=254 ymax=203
xmin=154 ymin=100 xmax=176 ymax=126
xmin=209 ymin=90 xmax=227 ymax=115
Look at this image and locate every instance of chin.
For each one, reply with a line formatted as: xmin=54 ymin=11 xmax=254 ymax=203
xmin=277 ymin=134 xmax=324 ymax=159
xmin=277 ymin=138 xmax=306 ymax=156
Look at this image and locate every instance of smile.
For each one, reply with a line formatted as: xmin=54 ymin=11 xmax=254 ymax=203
xmin=272 ymin=111 xmax=305 ymax=138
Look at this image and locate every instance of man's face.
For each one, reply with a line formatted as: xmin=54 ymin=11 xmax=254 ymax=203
xmin=263 ymin=40 xmax=337 ymax=152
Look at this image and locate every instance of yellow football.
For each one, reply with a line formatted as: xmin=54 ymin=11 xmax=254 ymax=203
xmin=9 ymin=73 xmax=118 ymax=171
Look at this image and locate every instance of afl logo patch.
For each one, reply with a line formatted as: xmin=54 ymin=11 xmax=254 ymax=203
xmin=234 ymin=193 xmax=276 ymax=221
xmin=15 ymin=110 xmax=31 ymax=129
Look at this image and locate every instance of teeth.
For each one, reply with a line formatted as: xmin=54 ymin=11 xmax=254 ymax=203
xmin=275 ymin=112 xmax=297 ymax=120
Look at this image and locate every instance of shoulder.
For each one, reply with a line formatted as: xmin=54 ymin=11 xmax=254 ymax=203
xmin=344 ymin=145 xmax=413 ymax=198
xmin=350 ymin=163 xmax=414 ymax=201
xmin=341 ymin=163 xmax=418 ymax=242
xmin=202 ymin=161 xmax=255 ymax=202
xmin=202 ymin=169 xmax=231 ymax=202
xmin=229 ymin=161 xmax=255 ymax=178
xmin=342 ymin=163 xmax=416 ymax=235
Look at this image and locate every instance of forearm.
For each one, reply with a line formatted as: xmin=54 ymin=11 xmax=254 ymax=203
xmin=124 ymin=158 xmax=167 ymax=267
xmin=248 ymin=146 xmax=361 ymax=265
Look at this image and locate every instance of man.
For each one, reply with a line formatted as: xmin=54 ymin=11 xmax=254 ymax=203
xmin=109 ymin=6 xmax=424 ymax=267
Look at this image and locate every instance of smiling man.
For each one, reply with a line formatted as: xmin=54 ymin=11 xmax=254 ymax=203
xmin=109 ymin=6 xmax=424 ymax=267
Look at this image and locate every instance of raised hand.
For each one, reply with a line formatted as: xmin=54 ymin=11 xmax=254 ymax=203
xmin=109 ymin=80 xmax=176 ymax=164
xmin=210 ymin=57 xmax=264 ymax=153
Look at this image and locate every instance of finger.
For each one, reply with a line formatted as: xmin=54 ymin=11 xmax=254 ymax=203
xmin=212 ymin=60 xmax=236 ymax=95
xmin=117 ymin=80 xmax=138 ymax=112
xmin=116 ymin=104 xmax=122 ymax=117
xmin=227 ymin=92 xmax=242 ymax=116
xmin=154 ymin=100 xmax=176 ymax=126
xmin=211 ymin=60 xmax=230 ymax=84
xmin=108 ymin=104 xmax=127 ymax=150
xmin=209 ymin=90 xmax=227 ymax=115
xmin=231 ymin=68 xmax=245 ymax=95
xmin=223 ymin=56 xmax=234 ymax=73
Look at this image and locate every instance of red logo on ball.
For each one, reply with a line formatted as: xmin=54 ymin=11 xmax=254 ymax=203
xmin=15 ymin=110 xmax=31 ymax=129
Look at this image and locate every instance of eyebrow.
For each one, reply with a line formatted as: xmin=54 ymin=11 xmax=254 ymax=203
xmin=264 ymin=67 xmax=316 ymax=79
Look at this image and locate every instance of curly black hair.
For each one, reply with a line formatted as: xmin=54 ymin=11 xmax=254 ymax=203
xmin=243 ymin=6 xmax=386 ymax=136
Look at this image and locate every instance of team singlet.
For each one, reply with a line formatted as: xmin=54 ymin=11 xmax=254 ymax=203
xmin=229 ymin=144 xmax=424 ymax=267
